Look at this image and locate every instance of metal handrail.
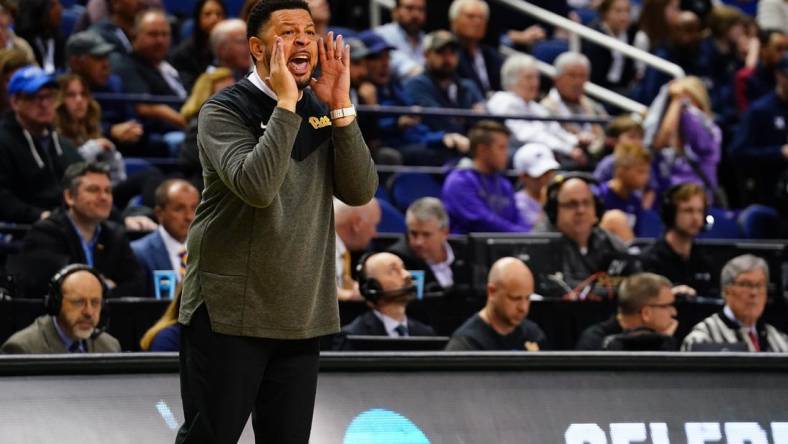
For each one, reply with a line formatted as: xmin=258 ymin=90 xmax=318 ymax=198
xmin=92 ymin=93 xmax=610 ymax=123
xmin=493 ymin=0 xmax=685 ymax=80
xmin=368 ymin=0 xmax=683 ymax=111
xmin=498 ymin=46 xmax=648 ymax=115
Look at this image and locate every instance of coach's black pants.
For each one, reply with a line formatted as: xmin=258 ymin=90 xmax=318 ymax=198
xmin=175 ymin=304 xmax=320 ymax=444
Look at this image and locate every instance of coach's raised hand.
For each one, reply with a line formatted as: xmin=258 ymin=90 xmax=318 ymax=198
xmin=310 ymin=32 xmax=353 ymax=125
xmin=269 ymin=36 xmax=298 ymax=112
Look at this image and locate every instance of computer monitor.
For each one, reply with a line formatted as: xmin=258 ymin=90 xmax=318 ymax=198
xmin=694 ymin=239 xmax=786 ymax=300
xmin=468 ymin=233 xmax=564 ymax=296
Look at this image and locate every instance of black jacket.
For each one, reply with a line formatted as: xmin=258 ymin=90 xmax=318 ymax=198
xmin=540 ymin=227 xmax=640 ymax=298
xmin=575 ymin=315 xmax=623 ymax=350
xmin=581 ymin=22 xmax=638 ymax=92
xmin=21 ymin=208 xmax=146 ymax=297
xmin=341 ymin=310 xmax=435 ymax=337
xmin=0 ymin=114 xmax=81 ymax=223
xmin=456 ymin=44 xmax=503 ymax=94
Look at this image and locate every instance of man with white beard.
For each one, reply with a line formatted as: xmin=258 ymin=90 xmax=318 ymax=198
xmin=1 ymin=264 xmax=119 ymax=353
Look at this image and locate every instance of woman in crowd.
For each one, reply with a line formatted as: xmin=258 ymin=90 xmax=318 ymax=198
xmin=140 ymin=286 xmax=182 ymax=352
xmin=582 ymin=0 xmax=639 ymax=94
xmin=54 ymin=74 xmax=161 ymax=212
xmin=55 ymin=74 xmax=126 ymax=184
xmin=636 ymin=0 xmax=681 ymax=52
xmin=179 ymin=68 xmax=235 ymax=189
xmin=0 ymin=48 xmax=33 ymax=114
xmin=169 ymin=0 xmax=227 ymax=91
xmin=14 ymin=0 xmax=64 ymax=73
xmin=0 ymin=0 xmax=34 ymax=62
xmin=652 ymin=76 xmax=722 ymax=203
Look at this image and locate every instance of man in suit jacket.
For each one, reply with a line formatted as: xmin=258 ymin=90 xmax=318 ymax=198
xmin=341 ymin=252 xmax=435 ymax=339
xmin=20 ymin=162 xmax=145 ymax=298
xmin=2 ymin=265 xmax=120 ymax=353
xmin=387 ymin=197 xmax=464 ymax=294
xmin=450 ymin=0 xmax=503 ymax=95
xmin=132 ymin=179 xmax=200 ymax=297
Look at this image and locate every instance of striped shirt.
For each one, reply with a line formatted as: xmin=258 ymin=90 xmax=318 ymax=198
xmin=681 ymin=310 xmax=788 ymax=352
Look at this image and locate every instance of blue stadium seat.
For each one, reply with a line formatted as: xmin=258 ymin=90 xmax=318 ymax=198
xmin=531 ymin=39 xmax=569 ymax=65
xmin=634 ymin=209 xmax=664 ymax=238
xmin=375 ymin=184 xmax=392 ymax=205
xmin=738 ymin=204 xmax=780 ymax=239
xmin=698 ymin=208 xmax=743 ymax=239
xmin=163 ymin=0 xmax=197 ymax=16
xmin=124 ymin=157 xmax=154 ymax=177
xmin=389 ymin=172 xmax=443 ymax=213
xmin=377 ymin=199 xmax=407 ymax=234
xmin=180 ymin=18 xmax=194 ymax=42
xmin=59 ymin=5 xmax=85 ymax=39
xmin=572 ymin=8 xmax=598 ymax=26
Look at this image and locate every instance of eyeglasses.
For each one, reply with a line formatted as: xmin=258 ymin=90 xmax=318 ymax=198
xmin=65 ymin=297 xmax=102 ymax=310
xmin=21 ymin=92 xmax=55 ymax=104
xmin=557 ymin=199 xmax=594 ymax=211
xmin=730 ymin=281 xmax=768 ymax=292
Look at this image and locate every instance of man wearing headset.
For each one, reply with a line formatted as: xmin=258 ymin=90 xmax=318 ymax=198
xmin=540 ymin=173 xmax=638 ymax=299
xmin=340 ymin=252 xmax=434 ymax=338
xmin=1 ymin=264 xmax=120 ymax=354
xmin=641 ymin=182 xmax=712 ymax=297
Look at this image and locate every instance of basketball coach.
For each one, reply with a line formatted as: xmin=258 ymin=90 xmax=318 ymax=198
xmin=175 ymin=1 xmax=377 ymax=442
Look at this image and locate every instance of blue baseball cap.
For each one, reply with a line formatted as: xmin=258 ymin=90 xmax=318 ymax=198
xmin=7 ymin=66 xmax=57 ymax=96
xmin=358 ymin=30 xmax=395 ymax=56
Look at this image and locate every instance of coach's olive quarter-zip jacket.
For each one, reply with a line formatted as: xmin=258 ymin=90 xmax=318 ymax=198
xmin=179 ymin=78 xmax=377 ymax=339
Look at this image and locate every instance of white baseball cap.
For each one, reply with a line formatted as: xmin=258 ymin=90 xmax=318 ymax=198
xmin=513 ymin=143 xmax=560 ymax=177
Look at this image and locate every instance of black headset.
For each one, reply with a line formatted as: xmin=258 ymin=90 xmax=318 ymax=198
xmin=543 ymin=172 xmax=605 ymax=226
xmin=660 ymin=183 xmax=709 ymax=230
xmin=356 ymin=252 xmax=385 ymax=303
xmin=355 ymin=252 xmax=416 ymax=304
xmin=45 ymin=263 xmax=108 ymax=316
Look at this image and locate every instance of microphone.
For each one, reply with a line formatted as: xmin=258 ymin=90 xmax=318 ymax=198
xmin=369 ymin=284 xmax=418 ymax=299
xmin=89 ymin=326 xmax=106 ymax=340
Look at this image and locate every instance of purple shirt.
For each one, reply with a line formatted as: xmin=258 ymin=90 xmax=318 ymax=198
xmin=514 ymin=190 xmax=545 ymax=229
xmin=599 ymin=182 xmax=643 ymax=229
xmin=442 ymin=167 xmax=530 ymax=234
xmin=656 ymin=105 xmax=721 ymax=192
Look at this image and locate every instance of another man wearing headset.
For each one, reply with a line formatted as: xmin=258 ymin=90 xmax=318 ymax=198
xmin=1 ymin=264 xmax=120 ymax=353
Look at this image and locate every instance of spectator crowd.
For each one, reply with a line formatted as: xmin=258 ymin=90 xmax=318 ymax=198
xmin=1 ymin=0 xmax=787 ymax=355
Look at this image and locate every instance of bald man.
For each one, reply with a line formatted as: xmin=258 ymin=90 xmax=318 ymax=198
xmin=445 ymin=257 xmax=546 ymax=351
xmin=339 ymin=252 xmax=434 ymax=341
xmin=544 ymin=176 xmax=638 ymax=298
xmin=334 ymin=198 xmax=382 ymax=301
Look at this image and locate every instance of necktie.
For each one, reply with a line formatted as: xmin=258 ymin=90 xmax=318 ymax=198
xmin=178 ymin=247 xmax=188 ymax=279
xmin=394 ymin=324 xmax=408 ymax=337
xmin=748 ymin=330 xmax=761 ymax=352
xmin=341 ymin=250 xmax=353 ymax=289
xmin=68 ymin=340 xmax=84 ymax=353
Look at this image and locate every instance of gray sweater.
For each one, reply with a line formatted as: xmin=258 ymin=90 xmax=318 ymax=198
xmin=179 ymin=79 xmax=377 ymax=339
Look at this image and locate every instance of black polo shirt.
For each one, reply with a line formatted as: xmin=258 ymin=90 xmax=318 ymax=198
xmin=575 ymin=316 xmax=623 ymax=350
xmin=445 ymin=313 xmax=547 ymax=351
xmin=640 ymin=237 xmax=715 ymax=297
